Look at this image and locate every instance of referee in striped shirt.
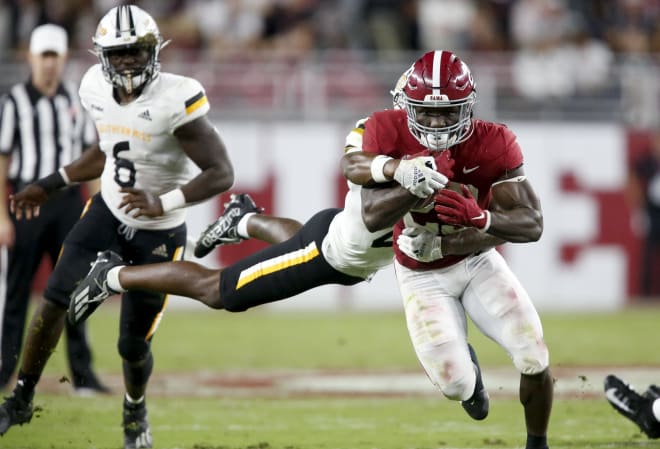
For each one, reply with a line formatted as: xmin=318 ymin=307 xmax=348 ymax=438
xmin=0 ymin=24 xmax=108 ymax=394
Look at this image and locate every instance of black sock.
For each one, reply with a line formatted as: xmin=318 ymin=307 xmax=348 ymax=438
xmin=15 ymin=371 xmax=40 ymax=401
xmin=526 ymin=434 xmax=548 ymax=449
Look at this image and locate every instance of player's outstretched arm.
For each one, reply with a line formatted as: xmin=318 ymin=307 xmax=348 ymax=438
xmin=10 ymin=145 xmax=105 ymax=220
xmin=61 ymin=143 xmax=106 ymax=183
xmin=341 ymin=151 xmax=399 ymax=186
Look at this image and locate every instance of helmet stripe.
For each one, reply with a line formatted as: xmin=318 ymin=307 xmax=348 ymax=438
xmin=115 ymin=5 xmax=137 ymax=38
xmin=127 ymin=6 xmax=136 ymax=36
xmin=114 ymin=6 xmax=121 ymax=37
xmin=432 ymin=50 xmax=442 ymax=96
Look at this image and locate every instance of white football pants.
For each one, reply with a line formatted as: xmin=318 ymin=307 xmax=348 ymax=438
xmin=394 ymin=249 xmax=549 ymax=401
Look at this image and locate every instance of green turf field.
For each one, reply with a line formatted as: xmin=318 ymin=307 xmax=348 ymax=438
xmin=1 ymin=303 xmax=659 ymax=449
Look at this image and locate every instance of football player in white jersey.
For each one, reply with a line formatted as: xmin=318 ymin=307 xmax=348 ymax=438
xmin=0 ymin=5 xmax=234 ymax=448
xmin=67 ymin=117 xmax=452 ymax=314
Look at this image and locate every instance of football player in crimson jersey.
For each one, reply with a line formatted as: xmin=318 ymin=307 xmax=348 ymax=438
xmin=0 ymin=5 xmax=234 ymax=448
xmin=343 ymin=50 xmax=552 ymax=449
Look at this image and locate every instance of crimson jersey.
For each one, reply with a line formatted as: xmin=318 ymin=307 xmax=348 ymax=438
xmin=362 ymin=109 xmax=523 ymax=270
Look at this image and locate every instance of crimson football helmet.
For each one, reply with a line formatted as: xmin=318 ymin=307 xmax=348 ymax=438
xmin=402 ymin=50 xmax=476 ymax=151
xmin=93 ymin=5 xmax=168 ymax=94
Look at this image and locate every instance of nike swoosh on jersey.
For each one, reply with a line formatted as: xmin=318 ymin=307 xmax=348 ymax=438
xmin=605 ymin=388 xmax=633 ymax=414
xmin=463 ymin=165 xmax=479 ymax=174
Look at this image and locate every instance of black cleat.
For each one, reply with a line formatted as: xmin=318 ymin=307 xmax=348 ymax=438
xmin=604 ymin=374 xmax=660 ymax=438
xmin=646 ymin=384 xmax=660 ymax=400
xmin=0 ymin=389 xmax=33 ymax=436
xmin=461 ymin=343 xmax=489 ymax=420
xmin=123 ymin=398 xmax=152 ymax=449
xmin=68 ymin=250 xmax=124 ymax=325
xmin=194 ymin=193 xmax=262 ymax=258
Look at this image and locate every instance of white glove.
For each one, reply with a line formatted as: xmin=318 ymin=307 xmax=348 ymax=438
xmin=397 ymin=227 xmax=443 ymax=262
xmin=393 ymin=157 xmax=448 ymax=198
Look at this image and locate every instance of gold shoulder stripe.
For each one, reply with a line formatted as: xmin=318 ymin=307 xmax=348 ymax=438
xmin=184 ymin=91 xmax=208 ymax=115
xmin=184 ymin=91 xmax=204 ymax=108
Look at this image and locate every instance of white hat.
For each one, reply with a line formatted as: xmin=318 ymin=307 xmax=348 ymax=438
xmin=29 ymin=24 xmax=68 ymax=55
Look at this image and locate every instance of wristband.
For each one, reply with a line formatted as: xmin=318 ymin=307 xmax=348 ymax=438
xmin=159 ymin=189 xmax=186 ymax=213
xmin=35 ymin=171 xmax=67 ymax=194
xmin=477 ymin=210 xmax=492 ymax=233
xmin=58 ymin=167 xmax=72 ymax=185
xmin=370 ymin=155 xmax=393 ymax=183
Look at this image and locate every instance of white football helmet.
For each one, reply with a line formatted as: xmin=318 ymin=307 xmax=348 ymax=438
xmin=390 ymin=64 xmax=414 ymax=110
xmin=92 ymin=5 xmax=167 ymax=94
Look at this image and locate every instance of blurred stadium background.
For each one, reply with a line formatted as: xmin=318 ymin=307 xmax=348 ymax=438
xmin=3 ymin=1 xmax=660 ymax=448
xmin=8 ymin=0 xmax=659 ymax=312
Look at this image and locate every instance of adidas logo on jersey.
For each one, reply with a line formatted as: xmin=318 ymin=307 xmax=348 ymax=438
xmin=138 ymin=109 xmax=152 ymax=121
xmin=151 ymin=244 xmax=168 ymax=258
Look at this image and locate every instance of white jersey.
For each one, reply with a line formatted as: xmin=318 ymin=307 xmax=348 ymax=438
xmin=322 ymin=180 xmax=394 ymax=279
xmin=79 ymin=64 xmax=210 ymax=230
xmin=321 ymin=119 xmax=394 ymax=279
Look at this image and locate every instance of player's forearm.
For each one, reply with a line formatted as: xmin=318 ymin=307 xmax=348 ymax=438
xmin=179 ymin=163 xmax=234 ymax=204
xmin=487 ymin=207 xmax=543 ymax=243
xmin=361 ymin=184 xmax=419 ymax=232
xmin=442 ymin=228 xmax=506 ymax=256
xmin=61 ymin=144 xmax=105 ymax=183
xmin=341 ymin=151 xmax=399 ymax=186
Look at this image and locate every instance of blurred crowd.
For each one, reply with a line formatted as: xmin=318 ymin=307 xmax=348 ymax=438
xmin=2 ymin=0 xmax=660 ymax=110
xmin=2 ymin=0 xmax=660 ymax=58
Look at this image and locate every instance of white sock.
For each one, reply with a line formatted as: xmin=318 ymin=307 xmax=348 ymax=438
xmin=652 ymin=398 xmax=660 ymax=422
xmin=236 ymin=212 xmax=256 ymax=239
xmin=125 ymin=393 xmax=144 ymax=404
xmin=107 ymin=266 xmax=127 ymax=292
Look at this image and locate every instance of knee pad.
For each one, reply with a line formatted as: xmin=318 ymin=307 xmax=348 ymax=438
xmin=122 ymin=351 xmax=154 ymax=387
xmin=441 ymin=367 xmax=476 ymax=402
xmin=117 ymin=336 xmax=151 ymax=362
xmin=512 ymin=341 xmax=549 ymax=375
xmin=421 ymin=353 xmax=475 ymax=402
